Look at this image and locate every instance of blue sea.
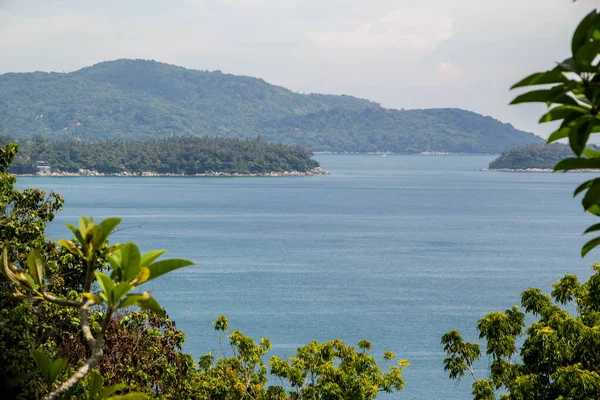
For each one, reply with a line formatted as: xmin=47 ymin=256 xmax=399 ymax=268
xmin=19 ymin=155 xmax=595 ymax=399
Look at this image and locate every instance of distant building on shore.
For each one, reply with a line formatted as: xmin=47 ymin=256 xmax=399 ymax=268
xmin=35 ymin=161 xmax=51 ymax=174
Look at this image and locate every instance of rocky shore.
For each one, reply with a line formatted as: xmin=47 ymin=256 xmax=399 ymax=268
xmin=484 ymin=168 xmax=597 ymax=172
xmin=484 ymin=168 xmax=554 ymax=172
xmin=18 ymin=167 xmax=330 ymax=177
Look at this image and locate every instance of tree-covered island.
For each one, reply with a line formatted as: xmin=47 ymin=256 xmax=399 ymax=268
xmin=2 ymin=136 xmax=327 ymax=176
xmin=488 ymin=143 xmax=576 ymax=171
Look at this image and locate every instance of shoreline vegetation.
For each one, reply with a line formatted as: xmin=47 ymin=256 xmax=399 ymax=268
xmin=487 ymin=143 xmax=574 ymax=171
xmin=4 ymin=136 xmax=326 ymax=177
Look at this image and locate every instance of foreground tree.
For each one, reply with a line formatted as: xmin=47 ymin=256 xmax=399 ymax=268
xmin=0 ymin=143 xmax=194 ymax=399
xmin=441 ymin=8 xmax=600 ymax=400
xmin=442 ymin=265 xmax=600 ymax=399
xmin=196 ymin=315 xmax=408 ymax=400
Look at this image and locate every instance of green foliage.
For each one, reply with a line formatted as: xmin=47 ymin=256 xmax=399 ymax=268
xmin=1 ymin=214 xmax=193 ymax=399
xmin=196 ymin=315 xmax=408 ymax=400
xmin=0 ymin=59 xmax=540 ymax=153
xmin=3 ymin=136 xmax=320 ymax=175
xmin=488 ymin=143 xmax=575 ymax=170
xmin=0 ymin=142 xmax=194 ymax=399
xmin=30 ymin=349 xmax=68 ymax=388
xmin=443 ymin=264 xmax=600 ymax=400
xmin=507 ymin=9 xmax=600 ymax=256
xmin=99 ymin=311 xmax=197 ymax=398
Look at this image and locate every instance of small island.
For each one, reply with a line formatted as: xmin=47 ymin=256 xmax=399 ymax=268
xmin=5 ymin=136 xmax=328 ymax=176
xmin=487 ymin=143 xmax=573 ymax=171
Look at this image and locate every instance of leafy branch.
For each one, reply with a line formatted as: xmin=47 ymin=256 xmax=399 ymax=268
xmin=509 ymin=9 xmax=600 ymax=256
xmin=1 ymin=216 xmax=193 ymax=399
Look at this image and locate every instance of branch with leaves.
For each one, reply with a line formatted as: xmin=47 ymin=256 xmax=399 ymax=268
xmin=442 ymin=7 xmax=600 ymax=400
xmin=1 ymin=216 xmax=193 ymax=399
xmin=509 ymin=8 xmax=600 ymax=256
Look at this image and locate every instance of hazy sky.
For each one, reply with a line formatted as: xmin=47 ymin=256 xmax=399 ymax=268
xmin=0 ymin=0 xmax=594 ymax=137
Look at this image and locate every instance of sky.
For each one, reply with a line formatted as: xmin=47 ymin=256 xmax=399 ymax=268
xmin=0 ymin=0 xmax=594 ymax=137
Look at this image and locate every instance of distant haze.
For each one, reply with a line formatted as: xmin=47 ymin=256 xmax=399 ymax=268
xmin=0 ymin=0 xmax=593 ymax=137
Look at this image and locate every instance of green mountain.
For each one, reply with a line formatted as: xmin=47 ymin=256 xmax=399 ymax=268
xmin=0 ymin=59 xmax=542 ymax=153
xmin=488 ymin=143 xmax=572 ymax=170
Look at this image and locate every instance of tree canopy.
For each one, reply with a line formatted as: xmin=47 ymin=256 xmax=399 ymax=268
xmin=488 ymin=143 xmax=574 ymax=170
xmin=3 ymin=136 xmax=320 ymax=175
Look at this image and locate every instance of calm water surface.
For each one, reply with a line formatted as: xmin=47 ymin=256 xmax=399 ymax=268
xmin=19 ymin=155 xmax=594 ymax=399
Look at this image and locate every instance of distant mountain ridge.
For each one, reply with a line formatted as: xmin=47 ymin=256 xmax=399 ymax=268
xmin=0 ymin=59 xmax=543 ymax=153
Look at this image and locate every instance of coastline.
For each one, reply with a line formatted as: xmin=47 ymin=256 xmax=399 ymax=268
xmin=484 ymin=168 xmax=554 ymax=172
xmin=15 ymin=167 xmax=330 ymax=177
xmin=313 ymin=151 xmax=493 ymax=155
xmin=484 ymin=168 xmax=598 ymax=173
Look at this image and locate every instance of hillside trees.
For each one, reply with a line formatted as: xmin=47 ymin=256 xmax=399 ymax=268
xmin=488 ymin=143 xmax=574 ymax=170
xmin=0 ymin=142 xmax=196 ymax=399
xmin=3 ymin=136 xmax=320 ymax=175
xmin=441 ymin=8 xmax=600 ymax=400
xmin=0 ymin=59 xmax=540 ymax=153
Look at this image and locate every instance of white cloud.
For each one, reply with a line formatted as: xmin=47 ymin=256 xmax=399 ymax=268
xmin=307 ymin=9 xmax=453 ymax=53
xmin=437 ymin=61 xmax=465 ymax=81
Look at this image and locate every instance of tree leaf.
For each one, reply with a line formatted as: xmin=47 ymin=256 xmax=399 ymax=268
xmin=30 ymin=349 xmax=67 ymax=388
xmin=119 ymin=243 xmax=141 ymax=282
xmin=538 ymin=105 xmax=589 ymax=123
xmin=111 ymin=282 xmax=133 ymax=304
xmin=510 ymin=89 xmax=556 ymax=105
xmin=89 ymin=370 xmax=104 ymax=399
xmin=582 ymin=236 xmax=600 ymax=257
xmin=106 ymin=393 xmax=150 ymax=400
xmin=65 ymin=223 xmax=88 ymax=253
xmin=583 ymin=147 xmax=600 ymax=158
xmin=30 ymin=349 xmax=52 ymax=384
xmin=94 ymin=271 xmax=116 ymax=303
xmin=582 ymin=182 xmax=600 ymax=211
xmin=79 ymin=217 xmax=93 ymax=241
xmin=97 ymin=383 xmax=128 ymax=400
xmin=136 ymin=294 xmax=165 ymax=317
xmin=26 ymin=248 xmax=44 ymax=289
xmin=83 ymin=292 xmax=105 ymax=305
xmin=574 ymin=179 xmax=600 ymax=197
xmin=511 ymin=67 xmax=568 ymax=89
xmin=547 ymin=127 xmax=570 ymax=144
xmin=575 ymin=40 xmax=600 ymax=72
xmin=554 ymin=157 xmax=600 ymax=171
xmin=572 ymin=10 xmax=599 ymax=56
xmin=558 ymin=57 xmax=579 ymax=73
xmin=139 ymin=249 xmax=165 ymax=267
xmin=117 ymin=294 xmax=144 ymax=310
xmin=146 ymin=258 xmax=193 ymax=281
xmin=58 ymin=239 xmax=84 ymax=257
xmin=130 ymin=266 xmax=150 ymax=286
xmin=92 ymin=218 xmax=122 ymax=252
xmin=568 ymin=117 xmax=594 ymax=156
xmin=584 ymin=223 xmax=600 ymax=234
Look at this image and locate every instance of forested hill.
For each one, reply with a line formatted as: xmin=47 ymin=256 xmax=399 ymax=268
xmin=488 ymin=143 xmax=573 ymax=170
xmin=6 ymin=136 xmax=321 ymax=175
xmin=0 ymin=59 xmax=542 ymax=153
